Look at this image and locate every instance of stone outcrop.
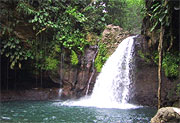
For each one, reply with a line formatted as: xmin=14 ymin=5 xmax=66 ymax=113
xmin=151 ymin=107 xmax=180 ymax=123
xmin=102 ymin=24 xmax=130 ymax=56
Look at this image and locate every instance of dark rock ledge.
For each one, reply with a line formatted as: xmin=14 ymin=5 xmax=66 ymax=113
xmin=0 ymin=88 xmax=60 ymax=102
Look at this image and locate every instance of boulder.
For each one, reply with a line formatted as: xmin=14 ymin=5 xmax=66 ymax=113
xmin=151 ymin=107 xmax=180 ymax=123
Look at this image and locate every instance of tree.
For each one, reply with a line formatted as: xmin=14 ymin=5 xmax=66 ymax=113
xmin=103 ymin=0 xmax=145 ymax=33
xmin=158 ymin=25 xmax=164 ymax=109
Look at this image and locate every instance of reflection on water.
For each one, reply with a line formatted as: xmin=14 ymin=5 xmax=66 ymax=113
xmin=1 ymin=101 xmax=156 ymax=123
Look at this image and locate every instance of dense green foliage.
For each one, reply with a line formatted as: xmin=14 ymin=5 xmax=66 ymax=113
xmin=1 ymin=0 xmax=177 ymax=78
xmin=1 ymin=0 xmax=177 ymax=73
xmin=0 ymin=0 xmax=106 ymax=71
xmin=103 ymin=0 xmax=145 ymax=33
xmin=1 ymin=37 xmax=34 ymax=69
xmin=1 ymin=0 xmax=145 ymax=72
xmin=122 ymin=0 xmax=145 ymax=33
xmin=138 ymin=50 xmax=179 ymax=79
xmin=153 ymin=52 xmax=180 ymax=78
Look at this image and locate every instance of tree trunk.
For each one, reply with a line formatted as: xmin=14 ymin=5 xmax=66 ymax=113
xmin=157 ymin=25 xmax=164 ymax=109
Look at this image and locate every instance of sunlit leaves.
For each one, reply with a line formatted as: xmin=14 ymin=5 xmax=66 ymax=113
xmin=66 ymin=6 xmax=87 ymax=23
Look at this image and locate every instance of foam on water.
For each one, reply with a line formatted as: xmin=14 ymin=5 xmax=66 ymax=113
xmin=60 ymin=96 xmax=140 ymax=109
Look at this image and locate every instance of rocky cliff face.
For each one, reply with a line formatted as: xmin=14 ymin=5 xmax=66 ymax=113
xmin=51 ymin=27 xmax=179 ymax=107
xmin=50 ymin=24 xmax=130 ymax=100
xmin=101 ymin=24 xmax=130 ymax=56
xmin=129 ymin=35 xmax=180 ymax=107
xmin=53 ymin=46 xmax=98 ymax=99
xmin=135 ymin=0 xmax=180 ymax=107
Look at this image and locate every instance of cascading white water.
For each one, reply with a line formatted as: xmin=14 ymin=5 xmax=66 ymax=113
xmin=60 ymin=36 xmax=139 ymax=109
xmin=90 ymin=36 xmax=134 ymax=104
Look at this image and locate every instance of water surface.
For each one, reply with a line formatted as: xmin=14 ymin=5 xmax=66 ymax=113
xmin=1 ymin=101 xmax=156 ymax=123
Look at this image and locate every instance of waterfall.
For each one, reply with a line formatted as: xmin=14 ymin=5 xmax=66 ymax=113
xmin=61 ymin=36 xmax=139 ymax=109
xmin=85 ymin=47 xmax=99 ymax=95
xmin=90 ymin=36 xmax=134 ymax=104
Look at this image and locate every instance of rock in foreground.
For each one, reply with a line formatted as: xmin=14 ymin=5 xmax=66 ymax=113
xmin=151 ymin=107 xmax=180 ymax=123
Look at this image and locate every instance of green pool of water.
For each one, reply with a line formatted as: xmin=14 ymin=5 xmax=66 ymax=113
xmin=0 ymin=101 xmax=156 ymax=123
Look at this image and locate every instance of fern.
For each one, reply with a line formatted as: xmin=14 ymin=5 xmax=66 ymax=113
xmin=71 ymin=50 xmax=79 ymax=65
